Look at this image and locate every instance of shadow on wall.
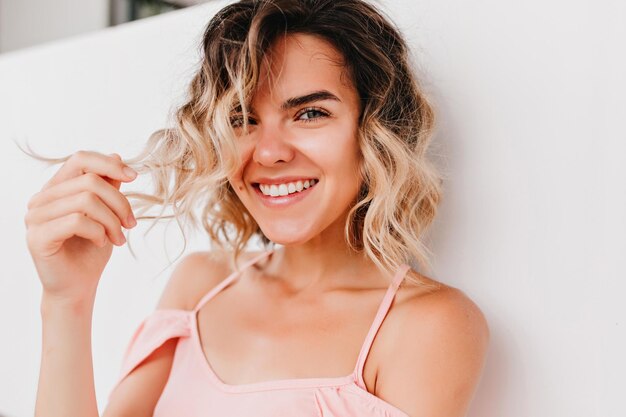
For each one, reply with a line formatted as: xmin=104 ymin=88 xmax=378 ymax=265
xmin=466 ymin=316 xmax=531 ymax=417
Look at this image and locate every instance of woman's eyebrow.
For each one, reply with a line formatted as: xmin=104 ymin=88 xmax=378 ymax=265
xmin=280 ymin=90 xmax=341 ymax=110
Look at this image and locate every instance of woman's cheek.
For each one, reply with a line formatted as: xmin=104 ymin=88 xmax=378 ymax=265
xmin=296 ymin=127 xmax=344 ymax=159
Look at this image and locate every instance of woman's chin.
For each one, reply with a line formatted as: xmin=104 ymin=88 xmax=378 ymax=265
xmin=259 ymin=224 xmax=316 ymax=246
xmin=262 ymin=234 xmax=311 ymax=246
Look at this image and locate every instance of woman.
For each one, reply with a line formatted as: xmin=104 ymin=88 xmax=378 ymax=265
xmin=25 ymin=1 xmax=489 ymax=416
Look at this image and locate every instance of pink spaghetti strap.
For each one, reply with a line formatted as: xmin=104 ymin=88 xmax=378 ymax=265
xmin=192 ymin=250 xmax=274 ymax=313
xmin=354 ymin=263 xmax=411 ymax=390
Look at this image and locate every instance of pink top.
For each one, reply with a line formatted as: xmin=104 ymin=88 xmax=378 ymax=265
xmin=109 ymin=250 xmax=411 ymax=417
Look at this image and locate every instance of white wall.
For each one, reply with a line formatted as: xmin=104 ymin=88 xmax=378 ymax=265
xmin=0 ymin=1 xmax=624 ymax=416
xmin=0 ymin=0 xmax=109 ymax=53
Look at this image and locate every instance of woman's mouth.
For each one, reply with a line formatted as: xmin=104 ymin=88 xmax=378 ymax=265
xmin=252 ymin=179 xmax=318 ymax=208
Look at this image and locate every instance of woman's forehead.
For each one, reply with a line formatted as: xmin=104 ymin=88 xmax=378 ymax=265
xmin=252 ymin=33 xmax=356 ymax=109
xmin=264 ymin=33 xmax=346 ymax=66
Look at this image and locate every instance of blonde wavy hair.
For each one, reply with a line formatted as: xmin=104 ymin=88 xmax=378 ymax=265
xmin=21 ymin=0 xmax=443 ymax=286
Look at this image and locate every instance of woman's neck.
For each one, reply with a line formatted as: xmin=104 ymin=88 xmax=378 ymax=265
xmin=263 ymin=227 xmax=384 ymax=293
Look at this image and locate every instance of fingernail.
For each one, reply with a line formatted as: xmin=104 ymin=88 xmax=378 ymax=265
xmin=123 ymin=166 xmax=137 ymax=179
xmin=127 ymin=214 xmax=137 ymax=227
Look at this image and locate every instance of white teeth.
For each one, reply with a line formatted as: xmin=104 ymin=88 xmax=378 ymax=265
xmin=258 ymin=179 xmax=317 ymax=197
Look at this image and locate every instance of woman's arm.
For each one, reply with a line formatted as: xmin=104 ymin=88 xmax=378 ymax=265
xmin=36 ymin=273 xmax=180 ymax=417
xmin=376 ymin=286 xmax=490 ymax=417
xmin=36 ymin=295 xmax=100 ymax=417
xmin=101 ymin=338 xmax=178 ymax=417
xmin=27 ymin=151 xmax=138 ymax=417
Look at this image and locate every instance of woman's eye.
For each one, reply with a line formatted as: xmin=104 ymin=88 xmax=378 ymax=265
xmin=297 ymin=108 xmax=329 ymax=123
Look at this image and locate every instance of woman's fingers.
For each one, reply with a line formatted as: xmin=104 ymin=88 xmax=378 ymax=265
xmin=42 ymin=150 xmax=137 ymax=191
xmin=26 ymin=191 xmax=127 ymax=246
xmin=25 ymin=150 xmax=137 ymax=300
xmin=27 ymin=172 xmax=136 ymax=229
xmin=106 ymin=153 xmax=124 ymax=191
xmin=28 ymin=213 xmax=109 ymax=255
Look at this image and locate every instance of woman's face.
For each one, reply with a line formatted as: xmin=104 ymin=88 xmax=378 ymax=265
xmin=228 ymin=33 xmax=362 ymax=245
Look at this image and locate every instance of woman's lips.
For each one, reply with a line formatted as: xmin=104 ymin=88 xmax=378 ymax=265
xmin=253 ymin=180 xmax=318 ymax=208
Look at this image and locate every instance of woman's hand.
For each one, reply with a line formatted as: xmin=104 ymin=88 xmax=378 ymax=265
xmin=25 ymin=150 xmax=138 ymax=304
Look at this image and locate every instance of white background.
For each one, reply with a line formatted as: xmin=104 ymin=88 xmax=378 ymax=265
xmin=0 ymin=1 xmax=624 ymax=416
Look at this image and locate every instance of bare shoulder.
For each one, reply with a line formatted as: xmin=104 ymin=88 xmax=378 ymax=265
xmin=156 ymin=249 xmax=266 ymax=311
xmin=395 ymin=273 xmax=489 ymax=338
xmin=376 ymin=271 xmax=490 ymax=417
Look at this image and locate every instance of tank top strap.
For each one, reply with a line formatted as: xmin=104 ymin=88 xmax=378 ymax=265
xmin=353 ymin=262 xmax=411 ymax=390
xmin=192 ymin=250 xmax=274 ymax=313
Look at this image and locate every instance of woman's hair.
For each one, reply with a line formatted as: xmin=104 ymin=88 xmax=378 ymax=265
xmin=22 ymin=0 xmax=443 ymax=286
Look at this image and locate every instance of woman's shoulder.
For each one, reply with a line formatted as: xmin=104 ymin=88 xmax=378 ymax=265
xmin=156 ymin=249 xmax=264 ymax=311
xmin=374 ymin=270 xmax=490 ymax=414
xmin=392 ymin=270 xmax=489 ymax=346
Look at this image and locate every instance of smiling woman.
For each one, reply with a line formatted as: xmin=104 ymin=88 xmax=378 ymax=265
xmin=24 ymin=1 xmax=489 ymax=417
xmin=227 ymin=33 xmax=364 ymax=246
xmin=125 ymin=0 xmax=443 ymax=279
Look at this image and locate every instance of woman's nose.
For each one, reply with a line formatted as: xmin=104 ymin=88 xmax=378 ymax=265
xmin=252 ymin=123 xmax=296 ymax=166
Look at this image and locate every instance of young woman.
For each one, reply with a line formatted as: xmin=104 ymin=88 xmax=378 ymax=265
xmin=25 ymin=1 xmax=489 ymax=416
